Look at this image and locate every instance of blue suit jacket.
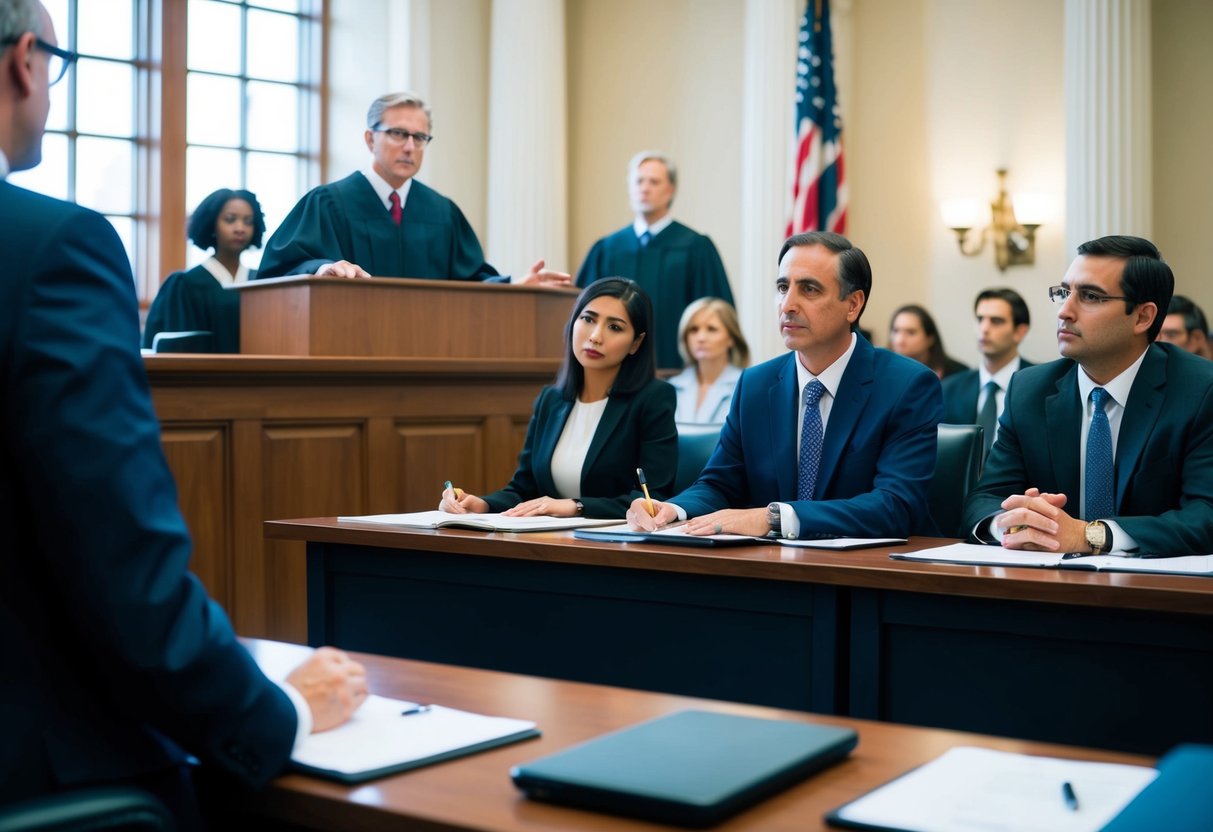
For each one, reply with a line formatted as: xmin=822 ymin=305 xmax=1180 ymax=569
xmin=0 ymin=181 xmax=295 ymax=803
xmin=672 ymin=336 xmax=942 ymax=537
xmin=962 ymin=345 xmax=1213 ymax=554
xmin=482 ymin=379 xmax=677 ymax=518
xmin=940 ymin=358 xmax=1034 ymax=423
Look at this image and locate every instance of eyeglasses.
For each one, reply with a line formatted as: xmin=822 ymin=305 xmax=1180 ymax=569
xmin=1048 ymin=285 xmax=1134 ymax=307
xmin=373 ymin=127 xmax=433 ymax=147
xmin=1 ymin=36 xmax=78 ymax=87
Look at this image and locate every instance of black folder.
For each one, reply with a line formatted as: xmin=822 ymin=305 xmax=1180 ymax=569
xmin=511 ymin=709 xmax=858 ymax=827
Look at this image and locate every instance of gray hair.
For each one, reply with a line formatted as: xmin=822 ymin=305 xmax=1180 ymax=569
xmin=366 ymin=92 xmax=432 ymax=132
xmin=627 ymin=150 xmax=677 ymax=188
xmin=0 ymin=0 xmax=43 ymax=43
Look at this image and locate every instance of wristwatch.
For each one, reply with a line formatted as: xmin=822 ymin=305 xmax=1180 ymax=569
xmin=767 ymin=502 xmax=782 ymax=537
xmin=572 ymin=500 xmax=584 ymax=516
xmin=1084 ymin=520 xmax=1111 ymax=554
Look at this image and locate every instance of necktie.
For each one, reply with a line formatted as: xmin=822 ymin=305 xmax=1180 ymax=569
xmin=638 ymin=230 xmax=651 ymax=248
xmin=388 ymin=191 xmax=402 ymax=225
xmin=797 ymin=380 xmax=826 ymax=501
xmin=977 ymin=380 xmax=999 ymax=456
xmin=1085 ymin=387 xmax=1114 ymax=520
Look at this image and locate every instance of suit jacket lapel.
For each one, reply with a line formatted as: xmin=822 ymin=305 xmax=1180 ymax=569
xmin=771 ymin=354 xmax=800 ymax=499
xmin=1045 ymin=365 xmax=1082 ymax=500
xmin=582 ymin=395 xmax=628 ymax=483
xmin=1115 ymin=345 xmax=1166 ymax=507
xmin=534 ymin=396 xmax=574 ymax=497
xmin=817 ymin=339 xmax=874 ymax=493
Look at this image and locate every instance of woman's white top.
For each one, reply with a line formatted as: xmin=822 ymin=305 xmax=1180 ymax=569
xmin=549 ymin=396 xmax=609 ymax=498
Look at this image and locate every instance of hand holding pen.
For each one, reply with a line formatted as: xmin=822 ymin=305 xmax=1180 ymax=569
xmin=441 ymin=479 xmax=488 ymax=514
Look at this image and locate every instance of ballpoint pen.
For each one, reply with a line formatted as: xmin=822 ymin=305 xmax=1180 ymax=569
xmin=1061 ymin=781 xmax=1079 ymax=811
xmin=444 ymin=479 xmax=465 ymax=500
xmin=401 ymin=704 xmax=433 ymax=716
xmin=636 ymin=468 xmax=655 ymax=517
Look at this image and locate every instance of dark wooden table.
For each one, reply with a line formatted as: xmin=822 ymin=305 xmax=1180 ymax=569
xmin=239 ymin=638 xmax=1155 ymax=832
xmin=267 ymin=519 xmax=1213 ymax=755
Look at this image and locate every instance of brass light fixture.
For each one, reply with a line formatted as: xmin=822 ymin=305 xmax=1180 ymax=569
xmin=943 ymin=168 xmax=1042 ymax=272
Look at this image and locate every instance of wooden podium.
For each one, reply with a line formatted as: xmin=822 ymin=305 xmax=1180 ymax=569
xmin=234 ymin=275 xmax=578 ymax=357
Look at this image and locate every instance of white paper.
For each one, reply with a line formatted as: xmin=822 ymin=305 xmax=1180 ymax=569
xmin=894 ymin=542 xmax=1068 ymax=567
xmin=337 ymin=510 xmax=618 ymax=532
xmin=777 ymin=537 xmax=907 ymax=549
xmin=834 ymin=746 xmax=1157 ymax=832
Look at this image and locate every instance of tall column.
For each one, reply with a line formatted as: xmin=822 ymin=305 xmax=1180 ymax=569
xmin=1065 ymin=0 xmax=1152 ymax=251
xmin=740 ymin=0 xmax=799 ymax=363
xmin=485 ymin=0 xmax=568 ymax=276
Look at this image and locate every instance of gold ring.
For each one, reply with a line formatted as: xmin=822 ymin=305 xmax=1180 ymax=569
xmin=1007 ymin=525 xmax=1028 ymax=534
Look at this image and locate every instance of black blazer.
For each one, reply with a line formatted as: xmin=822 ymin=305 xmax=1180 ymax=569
xmin=962 ymin=345 xmax=1213 ymax=554
xmin=941 ymin=358 xmax=1034 ymax=423
xmin=482 ymin=378 xmax=677 ymax=518
xmin=0 ymin=181 xmax=295 ymax=805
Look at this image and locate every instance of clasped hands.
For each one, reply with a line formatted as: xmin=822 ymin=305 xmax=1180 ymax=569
xmin=286 ymin=646 xmax=369 ymax=733
xmin=994 ymin=487 xmax=1092 ymax=552
xmin=625 ymin=498 xmax=771 ymax=537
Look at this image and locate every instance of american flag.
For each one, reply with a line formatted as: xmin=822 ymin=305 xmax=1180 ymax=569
xmin=787 ymin=0 xmax=847 ymax=235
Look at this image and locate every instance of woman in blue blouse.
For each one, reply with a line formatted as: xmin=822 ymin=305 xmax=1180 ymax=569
xmin=667 ymin=297 xmax=750 ymax=424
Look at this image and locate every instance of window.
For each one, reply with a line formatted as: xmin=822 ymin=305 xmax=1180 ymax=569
xmin=7 ymin=0 xmax=324 ymax=299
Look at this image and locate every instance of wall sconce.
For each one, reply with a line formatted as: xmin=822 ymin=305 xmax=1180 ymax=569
xmin=941 ymin=169 xmax=1045 ymax=272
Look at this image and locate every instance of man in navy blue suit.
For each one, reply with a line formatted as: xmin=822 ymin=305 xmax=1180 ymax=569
xmin=0 ymin=2 xmax=366 ymax=824
xmin=627 ymin=231 xmax=942 ymax=539
xmin=963 ymin=235 xmax=1213 ymax=556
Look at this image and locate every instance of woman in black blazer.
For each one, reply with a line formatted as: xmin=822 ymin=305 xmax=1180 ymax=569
xmin=441 ymin=278 xmax=677 ymax=518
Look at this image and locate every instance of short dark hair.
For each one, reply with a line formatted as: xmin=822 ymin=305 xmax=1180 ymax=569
xmin=1167 ymin=294 xmax=1209 ymax=336
xmin=555 ymin=278 xmax=656 ymax=400
xmin=187 ymin=188 xmax=266 ymax=252
xmin=890 ymin=303 xmax=948 ymax=372
xmin=974 ymin=287 xmax=1030 ymax=328
xmin=1076 ymin=235 xmax=1173 ymax=342
xmin=778 ymin=231 xmax=872 ymax=324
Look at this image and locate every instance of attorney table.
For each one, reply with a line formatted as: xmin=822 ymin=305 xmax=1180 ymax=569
xmin=266 ymin=520 xmax=1213 ymax=755
xmin=238 ymin=638 xmax=1154 ymax=832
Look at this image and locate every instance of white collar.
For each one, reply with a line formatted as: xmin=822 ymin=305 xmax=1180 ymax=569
xmin=1076 ymin=348 xmax=1149 ymax=410
xmin=794 ymin=332 xmax=858 ymax=399
xmin=200 ymin=255 xmax=248 ymax=285
xmin=362 ymin=167 xmax=414 ymax=210
xmin=979 ymin=355 xmax=1023 ymax=389
xmin=633 ymin=215 xmax=674 ymax=239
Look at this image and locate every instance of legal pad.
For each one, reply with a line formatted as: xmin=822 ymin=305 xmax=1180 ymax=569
xmin=511 ymin=709 xmax=858 ymax=827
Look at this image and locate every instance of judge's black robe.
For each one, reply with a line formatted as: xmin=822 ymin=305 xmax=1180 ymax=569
xmin=256 ymin=172 xmax=504 ymax=282
xmin=575 ymin=221 xmax=733 ymax=369
xmin=142 ymin=264 xmax=242 ymax=353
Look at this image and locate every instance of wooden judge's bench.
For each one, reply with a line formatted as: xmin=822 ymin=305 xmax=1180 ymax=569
xmin=146 ymin=276 xmax=578 ymax=642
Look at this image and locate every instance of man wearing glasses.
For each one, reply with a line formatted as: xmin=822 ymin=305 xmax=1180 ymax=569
xmin=1 ymin=1 xmax=367 ymax=824
xmin=259 ymin=91 xmax=570 ymax=287
xmin=963 ymin=235 xmax=1213 ymax=556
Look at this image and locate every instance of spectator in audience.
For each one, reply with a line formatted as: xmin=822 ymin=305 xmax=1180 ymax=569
xmin=1158 ymin=294 xmax=1211 ymax=360
xmin=889 ymin=304 xmax=969 ymax=379
xmin=668 ymin=297 xmax=750 ymax=424
xmin=143 ymin=188 xmax=265 ymax=353
xmin=441 ymin=278 xmax=676 ymax=519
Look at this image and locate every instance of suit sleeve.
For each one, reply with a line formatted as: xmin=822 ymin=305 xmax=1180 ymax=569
xmin=579 ymin=381 xmax=678 ymax=519
xmin=961 ymin=372 xmax=1031 ymax=539
xmin=481 ymin=388 xmax=550 ymax=511
xmin=671 ymin=380 xmax=754 ymax=516
xmin=256 ymin=188 xmax=349 ymax=279
xmin=13 ymin=208 xmax=296 ymax=787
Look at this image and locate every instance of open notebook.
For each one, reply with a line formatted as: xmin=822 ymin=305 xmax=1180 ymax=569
xmin=338 ymin=510 xmax=620 ymax=533
xmin=892 ymin=542 xmax=1213 ymax=576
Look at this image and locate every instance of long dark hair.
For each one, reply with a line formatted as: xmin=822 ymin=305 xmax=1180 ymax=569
xmin=555 ymin=278 xmax=656 ymax=400
xmin=891 ymin=304 xmax=947 ymax=372
xmin=187 ymin=188 xmax=266 ymax=251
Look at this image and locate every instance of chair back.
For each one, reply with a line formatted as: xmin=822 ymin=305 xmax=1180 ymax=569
xmin=674 ymin=423 xmax=723 ymax=494
xmin=929 ymin=423 xmax=984 ymax=538
xmin=151 ymin=330 xmax=214 ymax=353
xmin=0 ymin=787 xmax=173 ymax=832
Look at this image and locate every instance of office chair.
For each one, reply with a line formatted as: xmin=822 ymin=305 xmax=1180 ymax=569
xmin=929 ymin=423 xmax=985 ymax=538
xmin=0 ymin=787 xmax=174 ymax=832
xmin=150 ymin=330 xmax=214 ymax=353
xmin=674 ymin=423 xmax=723 ymax=494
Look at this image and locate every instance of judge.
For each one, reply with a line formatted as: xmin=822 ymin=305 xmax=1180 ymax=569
xmin=576 ymin=151 xmax=733 ymax=369
xmin=257 ymin=92 xmax=569 ymax=287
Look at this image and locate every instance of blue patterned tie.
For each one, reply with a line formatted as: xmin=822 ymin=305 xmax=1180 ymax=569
xmin=638 ymin=230 xmax=651 ymax=247
xmin=1085 ymin=387 xmax=1114 ymax=520
xmin=797 ymin=380 xmax=826 ymax=501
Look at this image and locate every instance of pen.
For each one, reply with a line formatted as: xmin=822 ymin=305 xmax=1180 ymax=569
xmin=401 ymin=704 xmax=432 ymax=716
xmin=636 ymin=468 xmax=655 ymax=517
xmin=443 ymin=479 xmax=465 ymax=500
xmin=1061 ymin=781 xmax=1079 ymax=812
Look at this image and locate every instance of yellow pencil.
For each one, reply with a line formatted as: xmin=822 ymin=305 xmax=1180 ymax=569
xmin=636 ymin=468 xmax=656 ymax=517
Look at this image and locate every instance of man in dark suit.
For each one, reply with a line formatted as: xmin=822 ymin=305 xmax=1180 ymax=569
xmin=258 ymin=91 xmax=569 ymax=287
xmin=0 ymin=2 xmax=366 ymax=824
xmin=576 ymin=151 xmax=734 ymax=369
xmin=963 ymin=235 xmax=1213 ymax=556
xmin=941 ymin=287 xmax=1033 ymax=456
xmin=626 ymin=231 xmax=941 ymax=539
xmin=1158 ymin=294 xmax=1211 ymax=360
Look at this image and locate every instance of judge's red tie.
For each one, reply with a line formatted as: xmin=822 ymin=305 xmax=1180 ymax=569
xmin=388 ymin=191 xmax=402 ymax=225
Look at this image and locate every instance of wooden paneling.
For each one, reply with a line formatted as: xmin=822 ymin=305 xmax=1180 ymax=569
xmin=159 ymin=425 xmax=229 ymax=607
xmin=148 ymin=355 xmax=552 ymax=641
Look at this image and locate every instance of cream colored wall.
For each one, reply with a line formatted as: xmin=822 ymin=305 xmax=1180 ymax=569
xmin=566 ymin=0 xmax=745 ymax=283
xmin=1153 ymin=0 xmax=1213 ymax=316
